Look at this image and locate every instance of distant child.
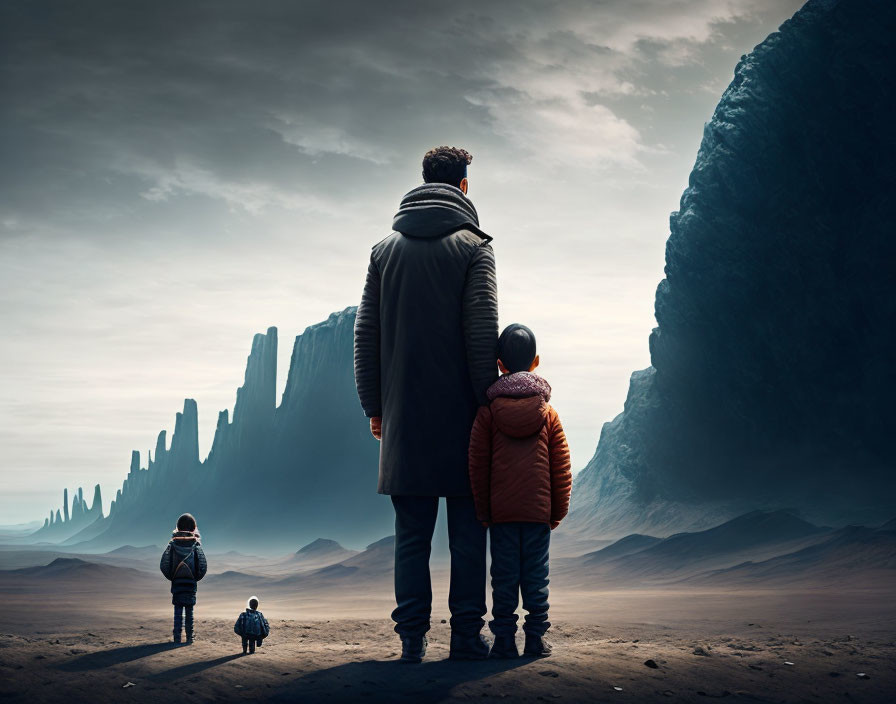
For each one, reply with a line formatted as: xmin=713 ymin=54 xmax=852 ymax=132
xmin=234 ymin=595 xmax=270 ymax=654
xmin=159 ymin=513 xmax=208 ymax=644
xmin=468 ymin=324 xmax=572 ymax=658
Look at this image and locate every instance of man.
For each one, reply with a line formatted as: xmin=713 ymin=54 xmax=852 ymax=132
xmin=354 ymin=146 xmax=499 ymax=662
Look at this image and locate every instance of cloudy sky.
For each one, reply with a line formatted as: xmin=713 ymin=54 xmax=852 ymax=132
xmin=0 ymin=0 xmax=804 ymax=523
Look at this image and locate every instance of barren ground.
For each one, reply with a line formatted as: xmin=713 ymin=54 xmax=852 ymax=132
xmin=1 ymin=584 xmax=894 ymax=703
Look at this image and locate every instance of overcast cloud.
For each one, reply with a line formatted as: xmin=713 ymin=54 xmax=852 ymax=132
xmin=0 ymin=0 xmax=804 ymax=522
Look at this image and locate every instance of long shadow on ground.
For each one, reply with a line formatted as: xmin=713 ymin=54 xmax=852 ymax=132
xmin=274 ymin=658 xmax=532 ymax=704
xmin=149 ymin=653 xmax=244 ymax=681
xmin=58 ymin=642 xmax=178 ymax=671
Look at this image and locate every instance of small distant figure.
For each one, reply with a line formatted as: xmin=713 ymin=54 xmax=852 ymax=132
xmin=159 ymin=513 xmax=207 ymax=644
xmin=468 ymin=324 xmax=572 ymax=658
xmin=234 ymin=595 xmax=270 ymax=654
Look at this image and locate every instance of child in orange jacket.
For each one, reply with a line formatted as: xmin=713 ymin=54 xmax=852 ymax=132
xmin=468 ymin=324 xmax=572 ymax=658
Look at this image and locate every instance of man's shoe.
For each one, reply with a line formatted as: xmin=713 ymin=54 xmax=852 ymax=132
xmin=449 ymin=633 xmax=490 ymax=661
xmin=173 ymin=631 xmax=182 ymax=644
xmin=523 ymin=633 xmax=552 ymax=657
xmin=489 ymin=634 xmax=519 ymax=658
xmin=400 ymin=636 xmax=427 ymax=663
xmin=185 ymin=632 xmax=194 ymax=645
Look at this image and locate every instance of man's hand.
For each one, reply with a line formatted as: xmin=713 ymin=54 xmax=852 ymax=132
xmin=370 ymin=416 xmax=382 ymax=440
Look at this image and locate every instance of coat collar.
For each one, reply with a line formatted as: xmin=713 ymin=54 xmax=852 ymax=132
xmin=392 ymin=183 xmax=491 ymax=241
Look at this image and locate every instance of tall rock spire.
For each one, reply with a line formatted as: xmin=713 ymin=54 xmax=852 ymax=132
xmin=280 ymin=310 xmax=354 ymax=415
xmin=155 ymin=430 xmax=167 ymax=459
xmin=208 ymin=408 xmax=230 ymax=460
xmin=28 ymin=308 xmax=394 ymax=550
xmin=90 ymin=484 xmax=103 ymax=516
xmin=170 ymin=399 xmax=200 ymax=466
xmin=232 ymin=327 xmax=277 ymax=445
xmin=63 ymin=488 xmax=69 ymax=523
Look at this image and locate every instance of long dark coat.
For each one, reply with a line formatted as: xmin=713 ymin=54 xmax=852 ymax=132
xmin=354 ymin=183 xmax=499 ymax=496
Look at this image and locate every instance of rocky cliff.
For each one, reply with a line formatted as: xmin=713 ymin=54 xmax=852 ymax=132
xmin=568 ymin=0 xmax=896 ymax=539
xmin=39 ymin=307 xmax=389 ymax=552
xmin=32 ymin=484 xmax=103 ymax=543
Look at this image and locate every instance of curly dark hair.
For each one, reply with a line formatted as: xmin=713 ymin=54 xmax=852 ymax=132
xmin=422 ymin=146 xmax=472 ymax=188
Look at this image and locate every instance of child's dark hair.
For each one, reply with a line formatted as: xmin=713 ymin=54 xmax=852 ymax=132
xmin=249 ymin=597 xmax=259 ymax=610
xmin=498 ymin=324 xmax=537 ymax=373
xmin=176 ymin=513 xmax=197 ymax=532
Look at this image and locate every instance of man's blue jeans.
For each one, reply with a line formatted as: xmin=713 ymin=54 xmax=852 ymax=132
xmin=488 ymin=522 xmax=551 ymax=637
xmin=391 ymin=496 xmax=487 ymax=638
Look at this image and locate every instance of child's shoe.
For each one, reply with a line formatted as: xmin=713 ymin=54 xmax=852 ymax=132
xmin=242 ymin=643 xmax=248 ymax=655
xmin=489 ymin=634 xmax=519 ymax=658
xmin=523 ymin=633 xmax=552 ymax=657
xmin=248 ymin=640 xmax=256 ymax=654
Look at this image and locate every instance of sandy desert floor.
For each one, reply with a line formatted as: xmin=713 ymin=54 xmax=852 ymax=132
xmin=1 ymin=586 xmax=894 ymax=703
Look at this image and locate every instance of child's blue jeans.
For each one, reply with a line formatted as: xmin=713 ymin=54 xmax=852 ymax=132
xmin=173 ymin=605 xmax=194 ymax=636
xmin=488 ymin=522 xmax=551 ymax=637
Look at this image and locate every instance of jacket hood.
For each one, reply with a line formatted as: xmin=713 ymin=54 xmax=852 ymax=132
xmin=491 ymin=396 xmax=549 ymax=438
xmin=487 ymin=372 xmax=552 ymax=403
xmin=488 ymin=373 xmax=552 ymax=438
xmin=392 ymin=183 xmax=491 ymax=241
xmin=172 ymin=529 xmax=200 ymax=545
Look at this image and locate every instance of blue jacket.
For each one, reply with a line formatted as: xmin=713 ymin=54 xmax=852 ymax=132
xmin=234 ymin=608 xmax=270 ymax=639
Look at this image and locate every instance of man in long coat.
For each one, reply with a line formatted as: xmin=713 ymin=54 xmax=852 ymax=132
xmin=354 ymin=146 xmax=499 ymax=662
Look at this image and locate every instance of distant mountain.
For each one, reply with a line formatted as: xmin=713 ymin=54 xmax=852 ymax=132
xmin=640 ymin=510 xmax=824 ymax=562
xmin=103 ymin=545 xmax=161 ymax=559
xmin=567 ymin=511 xmax=834 ymax=585
xmin=582 ymin=534 xmax=661 ymax=566
xmin=204 ymin=570 xmax=272 ymax=589
xmin=3 ymin=557 xmax=147 ymax=583
xmin=295 ymin=538 xmax=350 ymax=557
xmin=339 ymin=536 xmax=394 ymax=575
xmin=27 ymin=308 xmax=393 ymax=552
xmin=289 ymin=538 xmax=357 ymax=568
xmin=275 ymin=535 xmax=394 ymax=588
xmin=566 ymin=0 xmax=896 ymax=540
xmin=689 ymin=525 xmax=896 ymax=587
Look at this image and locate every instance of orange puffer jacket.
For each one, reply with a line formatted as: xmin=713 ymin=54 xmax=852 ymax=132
xmin=468 ymin=372 xmax=572 ymax=528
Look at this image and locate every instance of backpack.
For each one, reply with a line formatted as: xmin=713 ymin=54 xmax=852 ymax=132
xmin=169 ymin=544 xmax=196 ymax=582
xmin=240 ymin=611 xmax=268 ymax=639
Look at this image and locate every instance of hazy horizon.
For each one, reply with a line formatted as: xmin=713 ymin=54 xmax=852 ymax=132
xmin=0 ymin=0 xmax=804 ymax=523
